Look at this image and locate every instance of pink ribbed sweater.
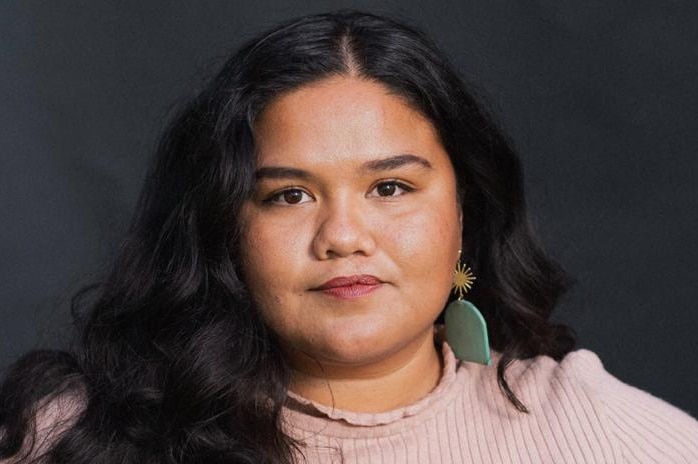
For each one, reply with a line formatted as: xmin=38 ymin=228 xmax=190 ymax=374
xmin=282 ymin=343 xmax=698 ymax=463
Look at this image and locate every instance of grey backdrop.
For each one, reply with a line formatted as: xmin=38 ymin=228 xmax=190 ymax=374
xmin=1 ymin=1 xmax=697 ymax=417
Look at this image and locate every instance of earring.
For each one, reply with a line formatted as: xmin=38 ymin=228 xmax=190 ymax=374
xmin=444 ymin=260 xmax=491 ymax=365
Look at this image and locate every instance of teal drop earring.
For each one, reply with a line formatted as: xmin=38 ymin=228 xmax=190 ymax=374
xmin=444 ymin=258 xmax=491 ymax=365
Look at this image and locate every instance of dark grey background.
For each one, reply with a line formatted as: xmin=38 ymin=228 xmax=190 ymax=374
xmin=1 ymin=1 xmax=697 ymax=417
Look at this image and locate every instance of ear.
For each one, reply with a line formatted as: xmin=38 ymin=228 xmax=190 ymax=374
xmin=456 ymin=206 xmax=464 ymax=261
xmin=458 ymin=205 xmax=463 ymax=235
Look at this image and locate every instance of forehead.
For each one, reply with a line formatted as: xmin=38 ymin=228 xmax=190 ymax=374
xmin=253 ymin=76 xmax=449 ymax=169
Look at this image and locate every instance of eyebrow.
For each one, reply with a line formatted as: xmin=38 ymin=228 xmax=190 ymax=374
xmin=361 ymin=153 xmax=432 ymax=172
xmin=254 ymin=154 xmax=432 ymax=181
xmin=254 ymin=166 xmax=311 ymax=181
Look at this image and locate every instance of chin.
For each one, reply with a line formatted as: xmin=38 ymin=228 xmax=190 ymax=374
xmin=308 ymin=324 xmax=415 ymax=366
xmin=321 ymin=342 xmax=385 ymax=365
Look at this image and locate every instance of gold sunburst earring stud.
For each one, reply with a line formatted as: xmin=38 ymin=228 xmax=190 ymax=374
xmin=452 ymin=262 xmax=476 ymax=300
xmin=444 ymin=258 xmax=491 ymax=365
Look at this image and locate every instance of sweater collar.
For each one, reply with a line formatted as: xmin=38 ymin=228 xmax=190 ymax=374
xmin=283 ymin=340 xmax=461 ymax=427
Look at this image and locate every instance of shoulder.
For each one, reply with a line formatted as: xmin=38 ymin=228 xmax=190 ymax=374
xmin=0 ymin=391 xmax=85 ymax=464
xmin=33 ymin=389 xmax=85 ymax=440
xmin=488 ymin=348 xmax=698 ymax=463
xmin=0 ymin=350 xmax=87 ymax=463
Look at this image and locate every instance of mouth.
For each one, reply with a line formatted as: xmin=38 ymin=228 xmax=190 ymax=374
xmin=312 ymin=275 xmax=384 ymax=299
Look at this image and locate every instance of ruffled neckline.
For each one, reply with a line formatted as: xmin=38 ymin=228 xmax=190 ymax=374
xmin=283 ymin=341 xmax=461 ymax=428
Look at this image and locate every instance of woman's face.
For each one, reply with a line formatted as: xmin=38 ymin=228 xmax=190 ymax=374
xmin=239 ymin=76 xmax=462 ymax=368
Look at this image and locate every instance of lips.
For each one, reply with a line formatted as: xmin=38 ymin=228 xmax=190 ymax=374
xmin=314 ymin=275 xmax=383 ymax=299
xmin=316 ymin=275 xmax=382 ymax=289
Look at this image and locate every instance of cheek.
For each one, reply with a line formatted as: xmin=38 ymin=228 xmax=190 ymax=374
xmin=376 ymin=199 xmax=461 ymax=317
xmin=238 ymin=246 xmax=290 ymax=336
xmin=238 ymin=215 xmax=312 ymax=327
xmin=241 ymin=214 xmax=306 ymax=282
xmin=387 ymin=202 xmax=461 ymax=265
xmin=239 ymin=223 xmax=286 ymax=306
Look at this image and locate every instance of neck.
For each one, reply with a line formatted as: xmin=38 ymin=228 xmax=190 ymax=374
xmin=285 ymin=329 xmax=443 ymax=413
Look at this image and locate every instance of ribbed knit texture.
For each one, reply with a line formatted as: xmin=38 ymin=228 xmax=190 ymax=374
xmin=282 ymin=343 xmax=698 ymax=463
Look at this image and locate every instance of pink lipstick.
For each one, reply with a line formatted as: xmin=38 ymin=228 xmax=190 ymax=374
xmin=314 ymin=275 xmax=383 ymax=299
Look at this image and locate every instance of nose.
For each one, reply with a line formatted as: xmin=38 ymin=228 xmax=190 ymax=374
xmin=312 ymin=199 xmax=376 ymax=260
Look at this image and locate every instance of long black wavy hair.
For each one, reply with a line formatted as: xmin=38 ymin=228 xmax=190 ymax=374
xmin=0 ymin=9 xmax=575 ymax=464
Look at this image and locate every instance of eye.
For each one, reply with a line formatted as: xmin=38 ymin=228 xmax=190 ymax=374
xmin=267 ymin=188 xmax=313 ymax=205
xmin=369 ymin=181 xmax=414 ymax=198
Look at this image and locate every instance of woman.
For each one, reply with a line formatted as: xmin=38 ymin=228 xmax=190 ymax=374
xmin=1 ymin=9 xmax=697 ymax=464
